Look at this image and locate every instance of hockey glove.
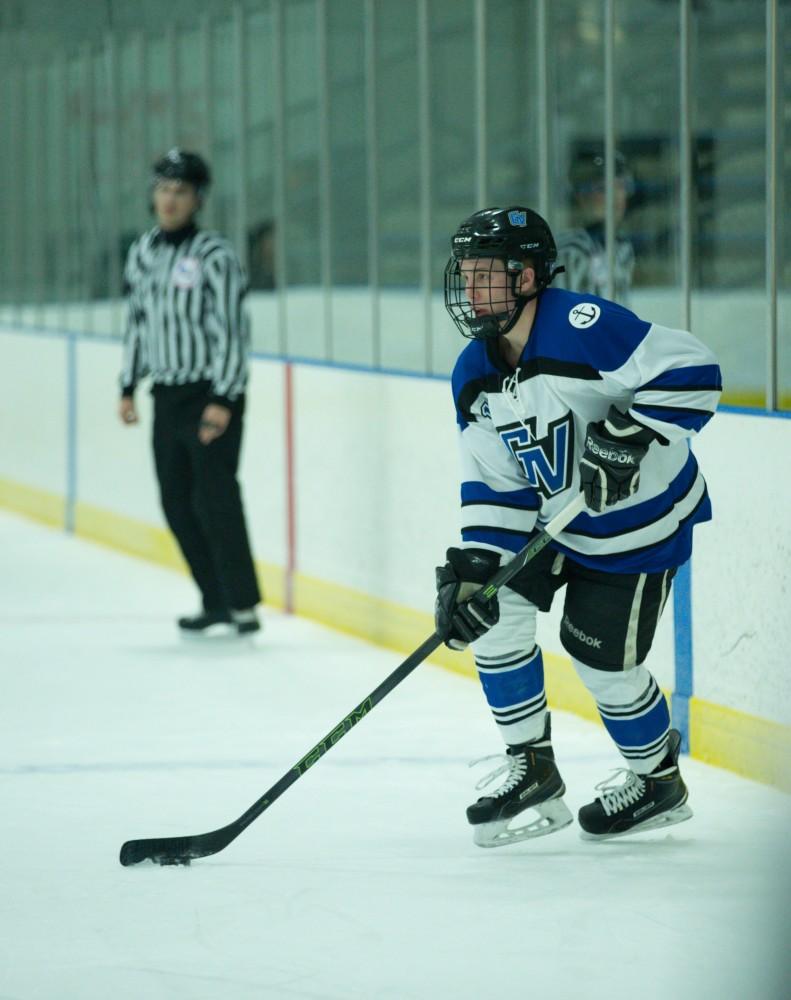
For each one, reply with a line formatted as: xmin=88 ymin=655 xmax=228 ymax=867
xmin=435 ymin=547 xmax=501 ymax=651
xmin=579 ymin=405 xmax=655 ymax=513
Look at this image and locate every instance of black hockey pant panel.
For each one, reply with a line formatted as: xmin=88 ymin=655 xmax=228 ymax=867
xmin=557 ymin=562 xmax=676 ymax=670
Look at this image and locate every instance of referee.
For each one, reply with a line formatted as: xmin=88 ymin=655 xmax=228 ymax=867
xmin=118 ymin=148 xmax=261 ymax=637
xmin=554 ymin=146 xmax=636 ymax=304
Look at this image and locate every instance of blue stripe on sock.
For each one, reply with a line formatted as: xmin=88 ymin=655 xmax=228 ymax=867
xmin=598 ymin=692 xmax=670 ymax=753
xmin=478 ymin=648 xmax=544 ymax=711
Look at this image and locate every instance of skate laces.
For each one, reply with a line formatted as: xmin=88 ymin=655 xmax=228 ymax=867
xmin=595 ymin=769 xmax=646 ymax=817
xmin=470 ymin=751 xmax=528 ymax=798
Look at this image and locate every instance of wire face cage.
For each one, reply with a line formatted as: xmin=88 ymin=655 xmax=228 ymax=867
xmin=444 ymin=255 xmax=529 ymax=341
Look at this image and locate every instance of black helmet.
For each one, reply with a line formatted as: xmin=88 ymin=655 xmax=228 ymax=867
xmin=568 ymin=145 xmax=633 ymax=198
xmin=152 ymin=148 xmax=211 ymax=196
xmin=444 ymin=207 xmax=561 ymax=340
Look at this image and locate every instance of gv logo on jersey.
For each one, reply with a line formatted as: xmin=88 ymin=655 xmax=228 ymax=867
xmin=499 ymin=412 xmax=574 ymax=499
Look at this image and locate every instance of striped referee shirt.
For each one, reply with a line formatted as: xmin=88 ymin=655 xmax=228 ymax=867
xmin=120 ymin=223 xmax=250 ymax=407
xmin=554 ymin=223 xmax=635 ymax=305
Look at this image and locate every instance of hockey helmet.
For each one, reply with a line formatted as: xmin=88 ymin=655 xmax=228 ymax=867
xmin=568 ymin=145 xmax=634 ymax=198
xmin=444 ymin=207 xmax=561 ymax=340
xmin=151 ymin=148 xmax=212 ymax=197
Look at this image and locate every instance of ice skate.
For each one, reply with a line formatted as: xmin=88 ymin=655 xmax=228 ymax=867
xmin=231 ymin=607 xmax=261 ymax=635
xmin=467 ymin=714 xmax=573 ymax=848
xmin=578 ymin=729 xmax=693 ymax=841
xmin=177 ymin=609 xmax=236 ymax=637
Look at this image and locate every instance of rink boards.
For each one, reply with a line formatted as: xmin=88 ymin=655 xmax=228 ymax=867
xmin=1 ymin=321 xmax=789 ymax=791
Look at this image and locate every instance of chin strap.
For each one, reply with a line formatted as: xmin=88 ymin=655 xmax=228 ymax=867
xmin=465 ymin=264 xmax=565 ymax=341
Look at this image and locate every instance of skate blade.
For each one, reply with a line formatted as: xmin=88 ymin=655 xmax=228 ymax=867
xmin=179 ymin=624 xmax=240 ymax=640
xmin=580 ymin=802 xmax=693 ymax=842
xmin=473 ymin=796 xmax=574 ymax=849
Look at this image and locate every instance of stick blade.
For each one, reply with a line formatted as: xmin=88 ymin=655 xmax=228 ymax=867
xmin=119 ymin=831 xmax=231 ymax=867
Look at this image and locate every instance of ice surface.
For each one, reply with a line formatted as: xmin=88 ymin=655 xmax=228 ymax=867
xmin=0 ymin=510 xmax=788 ymax=1000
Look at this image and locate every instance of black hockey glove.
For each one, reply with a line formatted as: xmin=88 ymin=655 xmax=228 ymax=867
xmin=579 ymin=405 xmax=655 ymax=513
xmin=435 ymin=547 xmax=501 ymax=650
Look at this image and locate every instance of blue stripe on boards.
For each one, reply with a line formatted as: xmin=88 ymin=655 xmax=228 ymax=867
xmin=637 ymin=364 xmax=722 ymax=391
xmin=672 ymin=558 xmax=693 ymax=752
xmin=461 ymin=480 xmax=541 ymax=510
xmin=478 ymin=648 xmax=545 ymax=711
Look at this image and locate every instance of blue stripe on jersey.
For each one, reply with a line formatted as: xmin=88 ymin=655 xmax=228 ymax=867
xmin=556 ymin=488 xmax=711 ymax=574
xmin=452 ymin=338 xmax=498 ymax=429
xmin=566 ymin=452 xmax=698 ymax=539
xmin=461 ymin=480 xmax=541 ymax=510
xmin=598 ymin=693 xmax=670 ymax=754
xmin=638 ymin=364 xmax=722 ymax=391
xmin=478 ymin=648 xmax=545 ymax=711
xmin=462 ymin=527 xmax=531 ymax=553
xmin=632 ymin=403 xmax=714 ymax=433
xmin=452 ymin=338 xmax=493 ymax=395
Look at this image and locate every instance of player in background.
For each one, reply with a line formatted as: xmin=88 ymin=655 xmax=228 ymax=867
xmin=119 ymin=149 xmax=261 ymax=637
xmin=555 ymin=146 xmax=635 ymax=304
xmin=435 ymin=206 xmax=721 ymax=846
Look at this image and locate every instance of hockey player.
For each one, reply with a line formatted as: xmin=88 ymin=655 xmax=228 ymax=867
xmin=435 ymin=206 xmax=721 ymax=846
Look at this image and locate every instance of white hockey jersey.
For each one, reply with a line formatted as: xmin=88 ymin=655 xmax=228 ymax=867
xmin=451 ymin=287 xmax=722 ymax=574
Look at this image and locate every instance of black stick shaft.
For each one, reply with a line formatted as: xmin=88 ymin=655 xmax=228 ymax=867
xmin=229 ymin=632 xmax=444 ymax=837
xmin=119 ymin=493 xmax=585 ymax=865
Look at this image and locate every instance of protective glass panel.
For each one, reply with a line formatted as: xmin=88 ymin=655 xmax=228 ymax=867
xmin=6 ymin=68 xmax=28 ymax=320
xmin=283 ymin=0 xmax=323 ymax=360
xmin=175 ymin=27 xmax=207 ymax=152
xmin=246 ymin=4 xmax=277 ymax=292
xmin=118 ymin=37 xmax=149 ymax=282
xmin=429 ymin=0 xmax=475 ymax=377
xmin=89 ymin=48 xmax=117 ymax=329
xmin=327 ymin=0 xmax=373 ymax=368
xmin=63 ymin=52 xmax=91 ymax=330
xmin=779 ymin=1 xmax=791 ymax=412
xmin=376 ymin=0 xmax=423 ymax=372
xmin=209 ymin=18 xmax=237 ymax=242
xmin=614 ymin=0 xmax=682 ymax=329
xmin=23 ymin=67 xmax=45 ymax=323
xmin=485 ymin=0 xmax=540 ymax=209
xmin=546 ymin=0 xmax=605 ymax=295
xmin=245 ymin=3 xmax=279 ymax=353
xmin=0 ymin=66 xmax=14 ymax=321
xmin=145 ymin=35 xmax=172 ymax=166
xmin=690 ymin=0 xmax=767 ymax=408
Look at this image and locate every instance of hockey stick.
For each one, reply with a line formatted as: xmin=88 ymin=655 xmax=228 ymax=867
xmin=119 ymin=491 xmax=586 ymax=866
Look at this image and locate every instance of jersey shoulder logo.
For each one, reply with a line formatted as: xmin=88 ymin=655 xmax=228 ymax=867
xmin=568 ymin=302 xmax=601 ymax=329
xmin=172 ymin=256 xmax=202 ymax=290
xmin=499 ymin=412 xmax=574 ymax=499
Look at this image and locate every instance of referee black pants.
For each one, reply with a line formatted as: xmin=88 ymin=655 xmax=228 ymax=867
xmin=152 ymin=382 xmax=261 ymax=614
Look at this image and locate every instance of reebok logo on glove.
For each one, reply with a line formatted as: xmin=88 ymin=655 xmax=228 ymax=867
xmin=584 ymin=436 xmax=638 ymax=465
xmin=579 ymin=406 xmax=655 ymax=513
